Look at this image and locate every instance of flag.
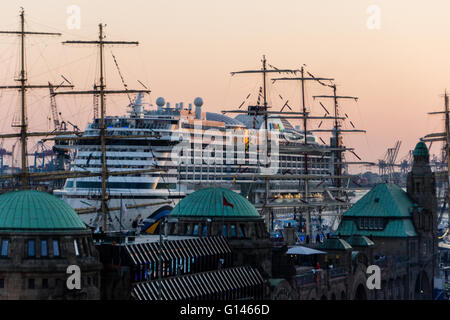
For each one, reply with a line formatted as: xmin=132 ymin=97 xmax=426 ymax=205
xmin=223 ymin=195 xmax=234 ymax=209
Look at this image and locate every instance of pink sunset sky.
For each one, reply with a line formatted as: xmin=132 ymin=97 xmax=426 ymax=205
xmin=1 ymin=0 xmax=450 ymax=172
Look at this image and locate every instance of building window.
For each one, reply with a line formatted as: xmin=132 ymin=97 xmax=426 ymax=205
xmin=0 ymin=279 xmax=4 ymax=288
xmin=222 ymin=225 xmax=228 ymax=237
xmin=42 ymin=279 xmax=48 ymax=289
xmin=358 ymin=217 xmax=384 ymax=230
xmin=28 ymin=279 xmax=35 ymax=289
xmin=230 ymin=225 xmax=237 ymax=238
xmin=53 ymin=240 xmax=60 ymax=257
xmin=82 ymin=238 xmax=89 ymax=256
xmin=1 ymin=239 xmax=9 ymax=257
xmin=202 ymin=225 xmax=208 ymax=236
xmin=41 ymin=240 xmax=48 ymax=257
xmin=27 ymin=240 xmax=36 ymax=257
xmin=239 ymin=224 xmax=246 ymax=238
xmin=74 ymin=240 xmax=80 ymax=256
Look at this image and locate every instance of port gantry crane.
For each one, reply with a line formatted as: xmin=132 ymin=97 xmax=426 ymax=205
xmin=377 ymin=140 xmax=402 ymax=183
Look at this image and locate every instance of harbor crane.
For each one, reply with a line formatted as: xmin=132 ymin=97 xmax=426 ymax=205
xmin=378 ymin=140 xmax=402 ymax=183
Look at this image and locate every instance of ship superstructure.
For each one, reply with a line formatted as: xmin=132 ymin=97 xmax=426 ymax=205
xmin=54 ymin=93 xmax=335 ymax=230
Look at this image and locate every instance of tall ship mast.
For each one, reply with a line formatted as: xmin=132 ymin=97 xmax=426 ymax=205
xmin=223 ymin=57 xmax=371 ymax=237
xmin=52 ymin=23 xmax=155 ymax=231
xmin=0 ymin=9 xmax=74 ymax=189
xmin=423 ymin=91 xmax=450 ymax=237
xmin=0 ymin=10 xmax=163 ymax=233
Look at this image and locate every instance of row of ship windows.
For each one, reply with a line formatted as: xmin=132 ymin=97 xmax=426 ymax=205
xmin=80 ymin=148 xmax=152 ymax=153
xmin=96 ymin=120 xmax=173 ymax=130
xmin=65 ymin=181 xmax=177 ymax=189
xmin=77 ymin=152 xmax=329 ymax=163
xmin=0 ymin=238 xmax=90 ymax=258
xmin=77 ymin=156 xmax=154 ymax=161
xmin=76 ymin=165 xmax=152 ymax=169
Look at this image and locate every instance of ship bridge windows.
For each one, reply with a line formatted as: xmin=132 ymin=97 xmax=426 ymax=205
xmin=65 ymin=181 xmax=74 ymax=188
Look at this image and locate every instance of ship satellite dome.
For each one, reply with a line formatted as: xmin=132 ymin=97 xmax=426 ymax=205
xmin=194 ymin=97 xmax=203 ymax=107
xmin=156 ymin=97 xmax=165 ymax=107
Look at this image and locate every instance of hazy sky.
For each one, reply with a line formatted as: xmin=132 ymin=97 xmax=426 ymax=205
xmin=1 ymin=1 xmax=450 ymax=171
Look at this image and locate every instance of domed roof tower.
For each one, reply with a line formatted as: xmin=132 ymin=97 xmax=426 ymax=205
xmin=0 ymin=190 xmax=101 ymax=300
xmin=0 ymin=190 xmax=86 ymax=232
xmin=167 ymin=187 xmax=272 ymax=277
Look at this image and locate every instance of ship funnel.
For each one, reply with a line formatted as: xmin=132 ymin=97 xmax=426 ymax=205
xmin=194 ymin=97 xmax=203 ymax=120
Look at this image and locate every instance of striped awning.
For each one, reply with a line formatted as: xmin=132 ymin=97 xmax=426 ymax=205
xmin=124 ymin=236 xmax=232 ymax=266
xmin=132 ymin=266 xmax=264 ymax=300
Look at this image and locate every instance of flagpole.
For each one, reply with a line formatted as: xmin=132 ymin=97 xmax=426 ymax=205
xmin=119 ymin=194 xmax=123 ymax=233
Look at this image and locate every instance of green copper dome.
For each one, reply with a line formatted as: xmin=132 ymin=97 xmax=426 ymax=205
xmin=0 ymin=190 xmax=86 ymax=232
xmin=170 ymin=188 xmax=260 ymax=218
xmin=413 ymin=141 xmax=428 ymax=157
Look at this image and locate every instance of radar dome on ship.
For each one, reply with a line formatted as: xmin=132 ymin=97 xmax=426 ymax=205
xmin=194 ymin=97 xmax=203 ymax=107
xmin=156 ymin=97 xmax=165 ymax=107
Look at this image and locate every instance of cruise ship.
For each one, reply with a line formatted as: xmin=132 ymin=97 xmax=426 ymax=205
xmin=53 ymin=94 xmax=335 ymax=231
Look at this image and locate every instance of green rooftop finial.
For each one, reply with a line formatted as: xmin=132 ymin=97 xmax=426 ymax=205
xmin=413 ymin=140 xmax=429 ymax=157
